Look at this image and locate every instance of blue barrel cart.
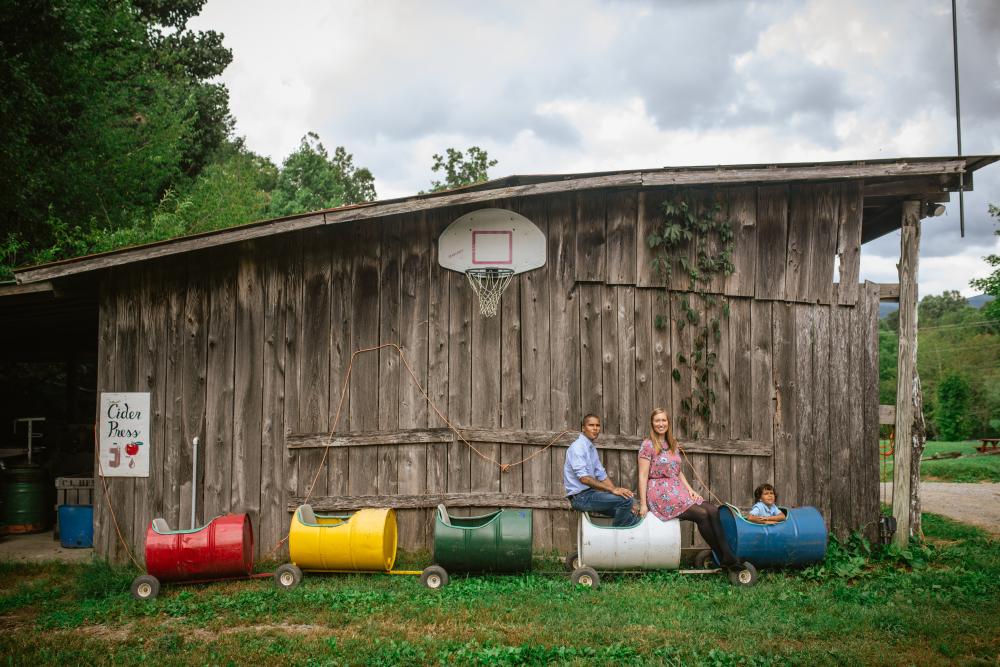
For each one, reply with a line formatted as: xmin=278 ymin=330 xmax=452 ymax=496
xmin=695 ymin=505 xmax=827 ymax=571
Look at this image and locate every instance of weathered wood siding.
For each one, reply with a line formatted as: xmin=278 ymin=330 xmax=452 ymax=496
xmin=94 ymin=183 xmax=879 ymax=560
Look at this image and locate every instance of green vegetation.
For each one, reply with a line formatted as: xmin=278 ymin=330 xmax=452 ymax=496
xmin=879 ymin=440 xmax=1000 ymax=483
xmin=647 ymin=198 xmax=736 ymax=437
xmin=970 ymin=204 xmax=1000 ymax=323
xmin=0 ymin=1 xmax=410 ymax=280
xmin=1 ymin=514 xmax=997 ymax=665
xmin=1 ymin=0 xmax=234 ymax=277
xmin=427 ymin=146 xmax=498 ymax=192
xmin=935 ymin=374 xmax=973 ymax=441
xmin=880 ymin=289 xmax=1000 ymax=440
xmin=267 ymin=133 xmax=376 ymax=218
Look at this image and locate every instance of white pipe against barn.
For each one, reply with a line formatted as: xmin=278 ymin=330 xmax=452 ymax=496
xmin=191 ymin=437 xmax=199 ymax=529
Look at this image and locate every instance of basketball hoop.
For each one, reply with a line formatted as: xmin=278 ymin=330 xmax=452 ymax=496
xmin=438 ymin=208 xmax=545 ymax=318
xmin=465 ymin=268 xmax=514 ymax=318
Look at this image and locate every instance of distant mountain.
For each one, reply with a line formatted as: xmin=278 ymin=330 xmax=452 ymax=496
xmin=968 ymin=294 xmax=995 ymax=309
xmin=879 ymin=294 xmax=995 ymax=319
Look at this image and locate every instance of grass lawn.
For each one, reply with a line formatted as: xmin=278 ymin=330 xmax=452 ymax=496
xmin=879 ymin=440 xmax=1000 ymax=483
xmin=1 ymin=513 xmax=998 ymax=666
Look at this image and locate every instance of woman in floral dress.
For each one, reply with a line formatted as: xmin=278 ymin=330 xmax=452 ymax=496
xmin=637 ymin=408 xmax=741 ymax=569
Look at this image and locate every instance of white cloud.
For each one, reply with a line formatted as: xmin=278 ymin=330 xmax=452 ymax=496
xmin=862 ymin=236 xmax=1000 ymax=298
xmin=191 ymin=0 xmax=1000 ymax=294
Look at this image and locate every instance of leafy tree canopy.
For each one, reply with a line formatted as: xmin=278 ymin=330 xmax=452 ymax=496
xmin=0 ymin=0 xmax=233 ymax=278
xmin=428 ymin=146 xmax=497 ymax=192
xmin=881 ymin=278 xmax=1000 ymax=439
xmin=268 ymin=133 xmax=376 ymax=218
xmin=970 ymin=204 xmax=1000 ymax=322
xmin=935 ymin=373 xmax=972 ymax=441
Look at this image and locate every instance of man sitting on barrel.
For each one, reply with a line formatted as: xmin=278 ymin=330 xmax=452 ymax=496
xmin=563 ymin=414 xmax=639 ymax=527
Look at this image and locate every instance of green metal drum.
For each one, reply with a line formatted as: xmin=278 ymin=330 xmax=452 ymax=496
xmin=432 ymin=506 xmax=532 ymax=573
xmin=1 ymin=464 xmax=50 ymax=534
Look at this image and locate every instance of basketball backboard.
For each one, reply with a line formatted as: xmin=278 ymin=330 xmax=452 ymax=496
xmin=437 ymin=208 xmax=546 ymax=274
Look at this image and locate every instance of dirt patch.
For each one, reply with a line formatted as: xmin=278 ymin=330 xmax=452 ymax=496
xmin=0 ymin=532 xmax=95 ymax=563
xmin=881 ymin=482 xmax=1000 ymax=536
xmin=76 ymin=623 xmax=134 ymax=641
xmin=152 ymin=618 xmax=331 ymax=640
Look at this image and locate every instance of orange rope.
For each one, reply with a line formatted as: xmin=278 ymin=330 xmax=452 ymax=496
xmin=99 ymin=342 xmax=573 ymax=565
xmin=94 ymin=425 xmax=144 ymax=570
xmin=263 ymin=343 xmax=570 ymax=562
xmin=302 ymin=343 xmax=570 ymax=504
xmin=676 ymin=443 xmax=725 ymax=506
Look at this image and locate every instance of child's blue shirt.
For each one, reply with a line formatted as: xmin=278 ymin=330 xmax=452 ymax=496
xmin=749 ymin=501 xmax=782 ymax=517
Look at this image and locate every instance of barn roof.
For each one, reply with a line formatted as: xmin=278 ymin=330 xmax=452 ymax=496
xmin=12 ymin=154 xmax=999 ymax=285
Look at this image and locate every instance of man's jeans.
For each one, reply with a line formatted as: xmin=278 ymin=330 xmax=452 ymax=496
xmin=569 ymin=488 xmax=639 ymax=527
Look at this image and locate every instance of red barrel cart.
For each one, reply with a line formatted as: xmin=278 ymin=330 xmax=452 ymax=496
xmin=131 ymin=513 xmax=265 ymax=600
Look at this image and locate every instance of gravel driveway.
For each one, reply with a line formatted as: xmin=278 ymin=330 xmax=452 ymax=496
xmin=880 ymin=482 xmax=1000 ymax=537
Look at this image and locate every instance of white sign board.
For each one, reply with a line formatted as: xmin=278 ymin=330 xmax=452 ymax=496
xmin=99 ymin=392 xmax=150 ymax=477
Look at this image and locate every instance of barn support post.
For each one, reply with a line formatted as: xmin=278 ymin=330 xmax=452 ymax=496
xmin=892 ymin=200 xmax=924 ymax=547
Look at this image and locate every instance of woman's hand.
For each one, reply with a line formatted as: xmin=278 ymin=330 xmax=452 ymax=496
xmin=639 ymin=503 xmax=648 ymax=518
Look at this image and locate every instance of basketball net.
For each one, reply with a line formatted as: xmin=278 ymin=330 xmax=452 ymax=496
xmin=465 ymin=268 xmax=514 ymax=318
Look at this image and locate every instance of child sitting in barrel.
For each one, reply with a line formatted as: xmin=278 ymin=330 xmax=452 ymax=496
xmin=747 ymin=483 xmax=785 ymax=524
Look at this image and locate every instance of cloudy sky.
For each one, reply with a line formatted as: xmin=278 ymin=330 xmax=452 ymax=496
xmin=191 ymin=0 xmax=1000 ymax=297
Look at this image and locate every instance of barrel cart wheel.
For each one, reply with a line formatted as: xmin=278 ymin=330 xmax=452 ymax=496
xmin=571 ymin=566 xmax=600 ymax=589
xmin=274 ymin=563 xmax=303 ymax=590
xmin=420 ymin=565 xmax=449 ymax=590
xmin=564 ymin=551 xmax=581 ymax=572
xmin=694 ymin=549 xmax=715 ymax=569
xmin=727 ymin=561 xmax=758 ymax=587
xmin=130 ymin=574 xmax=161 ymax=601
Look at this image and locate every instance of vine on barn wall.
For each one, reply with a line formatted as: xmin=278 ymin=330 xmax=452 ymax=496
xmin=647 ymin=196 xmax=736 ymax=437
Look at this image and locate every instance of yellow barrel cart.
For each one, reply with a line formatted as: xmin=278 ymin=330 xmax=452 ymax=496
xmin=274 ymin=504 xmax=419 ymax=589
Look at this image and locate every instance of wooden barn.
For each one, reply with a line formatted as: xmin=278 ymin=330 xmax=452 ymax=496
xmin=10 ymin=155 xmax=998 ymax=562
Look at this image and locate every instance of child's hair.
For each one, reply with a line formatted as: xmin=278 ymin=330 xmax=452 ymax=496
xmin=648 ymin=408 xmax=680 ymax=455
xmin=753 ymin=483 xmax=777 ymax=503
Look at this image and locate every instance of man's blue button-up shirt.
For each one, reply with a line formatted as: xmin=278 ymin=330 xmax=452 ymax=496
xmin=563 ymin=432 xmax=607 ymax=496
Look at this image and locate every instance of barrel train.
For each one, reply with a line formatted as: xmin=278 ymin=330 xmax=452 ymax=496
xmin=129 ymin=502 xmax=826 ymax=599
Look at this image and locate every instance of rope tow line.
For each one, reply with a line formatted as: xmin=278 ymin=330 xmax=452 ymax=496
xmin=278 ymin=343 xmax=571 ymax=562
xmin=94 ymin=425 xmax=144 ymax=571
xmin=99 ymin=342 xmax=721 ymax=564
xmin=676 ymin=443 xmax=724 ymax=506
xmin=301 ymin=343 xmax=571 ymax=504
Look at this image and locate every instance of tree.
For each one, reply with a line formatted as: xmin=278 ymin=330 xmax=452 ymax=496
xmin=935 ymin=374 xmax=972 ymax=441
xmin=919 ymin=291 xmax=968 ymax=322
xmin=428 ymin=146 xmax=497 ymax=192
xmin=0 ymin=0 xmax=234 ymax=279
xmin=267 ymin=133 xmax=376 ymax=218
xmin=970 ymin=204 xmax=1000 ymax=322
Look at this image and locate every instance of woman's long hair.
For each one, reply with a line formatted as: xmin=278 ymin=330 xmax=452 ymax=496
xmin=649 ymin=408 xmax=680 ymax=455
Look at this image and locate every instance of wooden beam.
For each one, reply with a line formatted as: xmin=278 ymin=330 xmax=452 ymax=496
xmin=879 ymin=404 xmax=896 ymax=425
xmin=863 ymin=176 xmax=953 ymax=197
xmin=892 ymin=200 xmax=921 ymax=548
xmin=864 ymin=193 xmax=951 ymax=206
xmin=641 ymin=159 xmax=964 ymax=188
xmin=16 ymin=159 xmax=970 ymax=284
xmin=0 ymin=281 xmax=55 ymax=298
xmin=289 ymin=492 xmax=570 ymax=512
xmin=286 ymin=427 xmax=774 ymax=457
xmin=879 ymin=283 xmax=901 ymax=301
xmin=861 ymin=202 xmax=903 ymax=244
xmin=287 ymin=428 xmax=455 ymax=449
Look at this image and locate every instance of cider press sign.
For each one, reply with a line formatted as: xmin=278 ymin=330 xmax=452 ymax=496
xmin=100 ymin=392 xmax=150 ymax=477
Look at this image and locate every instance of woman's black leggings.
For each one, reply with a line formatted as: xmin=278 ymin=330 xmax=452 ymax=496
xmin=678 ymin=502 xmax=739 ymax=567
